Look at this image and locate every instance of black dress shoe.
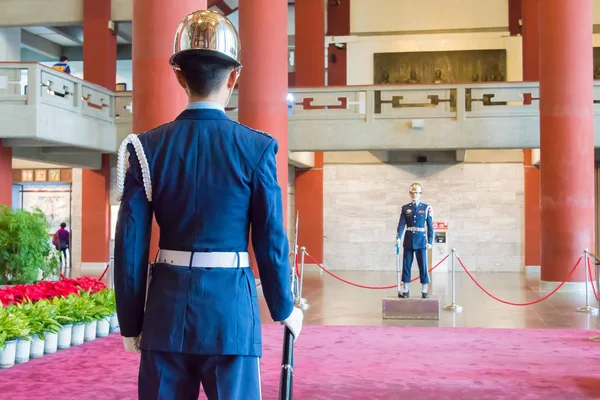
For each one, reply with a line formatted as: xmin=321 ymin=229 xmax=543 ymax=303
xmin=398 ymin=291 xmax=409 ymax=298
xmin=421 ymin=292 xmax=429 ymax=299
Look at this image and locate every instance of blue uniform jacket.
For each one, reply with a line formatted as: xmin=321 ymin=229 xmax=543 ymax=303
xmin=113 ymin=107 xmax=294 ymax=358
xmin=396 ymin=202 xmax=434 ymax=249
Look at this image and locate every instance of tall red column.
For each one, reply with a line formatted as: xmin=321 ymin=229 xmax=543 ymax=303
xmin=294 ymin=0 xmax=326 ymax=262
xmin=132 ymin=0 xmax=205 ymax=258
xmin=0 ymin=140 xmax=11 ymax=206
xmin=81 ymin=0 xmax=116 ymax=271
xmin=327 ymin=0 xmax=350 ymax=86
xmin=509 ymin=0 xmax=523 ymax=36
xmin=539 ymin=0 xmax=594 ymax=283
xmin=238 ymin=0 xmax=289 ymax=274
xmin=521 ymin=0 xmax=541 ymax=267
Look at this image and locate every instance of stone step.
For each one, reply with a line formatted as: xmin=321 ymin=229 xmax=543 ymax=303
xmin=382 ymin=296 xmax=440 ymax=320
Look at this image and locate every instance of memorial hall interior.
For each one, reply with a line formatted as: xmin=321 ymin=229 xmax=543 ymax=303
xmin=2 ymin=0 xmax=600 ymax=398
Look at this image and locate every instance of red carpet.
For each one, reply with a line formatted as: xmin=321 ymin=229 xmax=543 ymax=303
xmin=1 ymin=324 xmax=600 ymax=399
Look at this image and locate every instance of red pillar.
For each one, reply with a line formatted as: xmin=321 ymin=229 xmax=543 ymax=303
xmin=521 ymin=0 xmax=541 ymax=267
xmin=0 ymin=140 xmax=11 ymax=206
xmin=132 ymin=0 xmax=205 ymax=258
xmin=294 ymin=0 xmax=326 ymax=262
xmin=509 ymin=0 xmax=523 ymax=36
xmin=539 ymin=0 xmax=594 ymax=283
xmin=238 ymin=0 xmax=289 ymax=273
xmin=327 ymin=0 xmax=349 ymax=86
xmin=81 ymin=0 xmax=116 ymax=270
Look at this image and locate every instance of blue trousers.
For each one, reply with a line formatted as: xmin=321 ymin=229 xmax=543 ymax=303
xmin=402 ymin=248 xmax=429 ymax=284
xmin=139 ymin=350 xmax=261 ymax=400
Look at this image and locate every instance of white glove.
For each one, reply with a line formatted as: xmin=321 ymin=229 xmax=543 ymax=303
xmin=426 ymin=243 xmax=432 ymax=250
xmin=123 ymin=335 xmax=142 ymax=353
xmin=281 ymin=307 xmax=303 ymax=342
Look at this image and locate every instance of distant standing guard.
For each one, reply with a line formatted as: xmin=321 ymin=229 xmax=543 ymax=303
xmin=396 ymin=183 xmax=434 ymax=298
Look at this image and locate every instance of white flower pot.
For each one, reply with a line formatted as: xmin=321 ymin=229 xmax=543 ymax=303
xmin=30 ymin=335 xmax=44 ymax=359
xmin=96 ymin=318 xmax=110 ymax=338
xmin=15 ymin=339 xmax=31 ymax=364
xmin=44 ymin=332 xmax=58 ymax=354
xmin=84 ymin=321 xmax=97 ymax=342
xmin=58 ymin=325 xmax=73 ymax=349
xmin=0 ymin=340 xmax=17 ymax=368
xmin=109 ymin=313 xmax=120 ymax=333
xmin=71 ymin=323 xmax=85 ymax=346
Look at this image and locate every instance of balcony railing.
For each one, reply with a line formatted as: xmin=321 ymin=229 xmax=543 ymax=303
xmin=0 ymin=62 xmax=116 ymax=123
xmin=4 ymin=62 xmax=600 ymax=153
xmin=114 ymin=81 xmax=547 ymax=123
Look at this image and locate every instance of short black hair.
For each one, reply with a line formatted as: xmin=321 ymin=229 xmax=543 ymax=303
xmin=175 ymin=52 xmax=238 ymax=97
xmin=60 ymin=223 xmax=66 ymax=228
xmin=60 ymin=56 xmax=68 ymax=62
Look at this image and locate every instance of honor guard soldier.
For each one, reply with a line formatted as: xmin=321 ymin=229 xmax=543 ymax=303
xmin=113 ymin=10 xmax=303 ymax=400
xmin=396 ymin=183 xmax=434 ymax=298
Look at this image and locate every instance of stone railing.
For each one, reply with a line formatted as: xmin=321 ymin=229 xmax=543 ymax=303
xmin=0 ymin=62 xmax=116 ymax=124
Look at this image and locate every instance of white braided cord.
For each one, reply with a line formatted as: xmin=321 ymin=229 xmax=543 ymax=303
xmin=116 ymin=133 xmax=152 ymax=202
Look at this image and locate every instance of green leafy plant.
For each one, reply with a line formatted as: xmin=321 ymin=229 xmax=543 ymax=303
xmin=0 ymin=205 xmax=60 ymax=284
xmin=19 ymin=300 xmax=66 ymax=338
xmin=92 ymin=289 xmax=117 ymax=318
xmin=0 ymin=306 xmax=31 ymax=350
xmin=58 ymin=291 xmax=105 ymax=324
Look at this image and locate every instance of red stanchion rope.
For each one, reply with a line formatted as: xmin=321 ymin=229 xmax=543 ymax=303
xmin=587 ymin=257 xmax=599 ymax=302
xmin=456 ymin=255 xmax=582 ymax=306
xmin=304 ymin=252 xmax=449 ymax=290
xmin=98 ymin=263 xmax=110 ymax=281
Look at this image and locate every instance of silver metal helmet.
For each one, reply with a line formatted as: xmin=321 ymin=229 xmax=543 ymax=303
xmin=409 ymin=183 xmax=423 ymax=194
xmin=169 ymin=10 xmax=241 ymax=67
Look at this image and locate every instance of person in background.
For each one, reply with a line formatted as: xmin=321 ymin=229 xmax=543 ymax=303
xmin=53 ymin=222 xmax=70 ymax=268
xmin=52 ymin=56 xmax=71 ymax=74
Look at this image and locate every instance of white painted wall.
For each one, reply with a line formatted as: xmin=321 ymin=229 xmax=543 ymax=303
xmin=0 ymin=28 xmax=20 ymax=61
xmin=350 ymin=0 xmax=509 ymax=34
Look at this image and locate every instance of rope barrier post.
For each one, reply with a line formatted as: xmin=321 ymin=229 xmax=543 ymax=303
xmin=296 ymin=247 xmax=309 ymax=311
xmin=290 ymin=211 xmax=300 ymax=299
xmin=443 ymin=248 xmax=463 ymax=312
xmin=577 ymin=249 xmax=598 ymax=314
xmin=592 ymin=257 xmax=600 ymax=340
xmin=109 ymin=256 xmax=115 ymax=290
xmin=395 ymin=238 xmax=402 ymax=298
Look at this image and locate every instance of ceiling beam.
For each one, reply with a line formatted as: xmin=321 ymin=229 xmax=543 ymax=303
xmin=115 ymin=22 xmax=132 ymax=43
xmin=20 ymin=29 xmax=64 ymax=60
xmin=47 ymin=26 xmax=83 ymax=45
xmin=62 ymin=44 xmax=132 ymax=61
xmin=11 ymin=147 xmax=103 ymax=170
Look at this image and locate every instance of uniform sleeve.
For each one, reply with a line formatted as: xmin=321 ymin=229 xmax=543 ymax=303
xmin=250 ymin=139 xmax=295 ymax=322
xmin=113 ymin=143 xmax=153 ymax=338
xmin=426 ymin=205 xmax=434 ymax=245
xmin=397 ymin=207 xmax=406 ymax=239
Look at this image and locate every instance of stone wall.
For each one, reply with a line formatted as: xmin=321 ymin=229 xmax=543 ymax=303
xmin=323 ymin=162 xmax=524 ymax=272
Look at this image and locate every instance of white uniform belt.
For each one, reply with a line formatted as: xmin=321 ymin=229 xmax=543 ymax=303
xmin=157 ymin=250 xmax=250 ymax=268
xmin=407 ymin=227 xmax=426 ymax=232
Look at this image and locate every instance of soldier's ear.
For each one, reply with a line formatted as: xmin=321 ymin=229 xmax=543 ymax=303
xmin=173 ymin=68 xmax=188 ymax=91
xmin=227 ymin=67 xmax=241 ymax=89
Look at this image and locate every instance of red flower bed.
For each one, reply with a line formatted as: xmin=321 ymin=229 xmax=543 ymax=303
xmin=0 ymin=277 xmax=107 ymax=306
